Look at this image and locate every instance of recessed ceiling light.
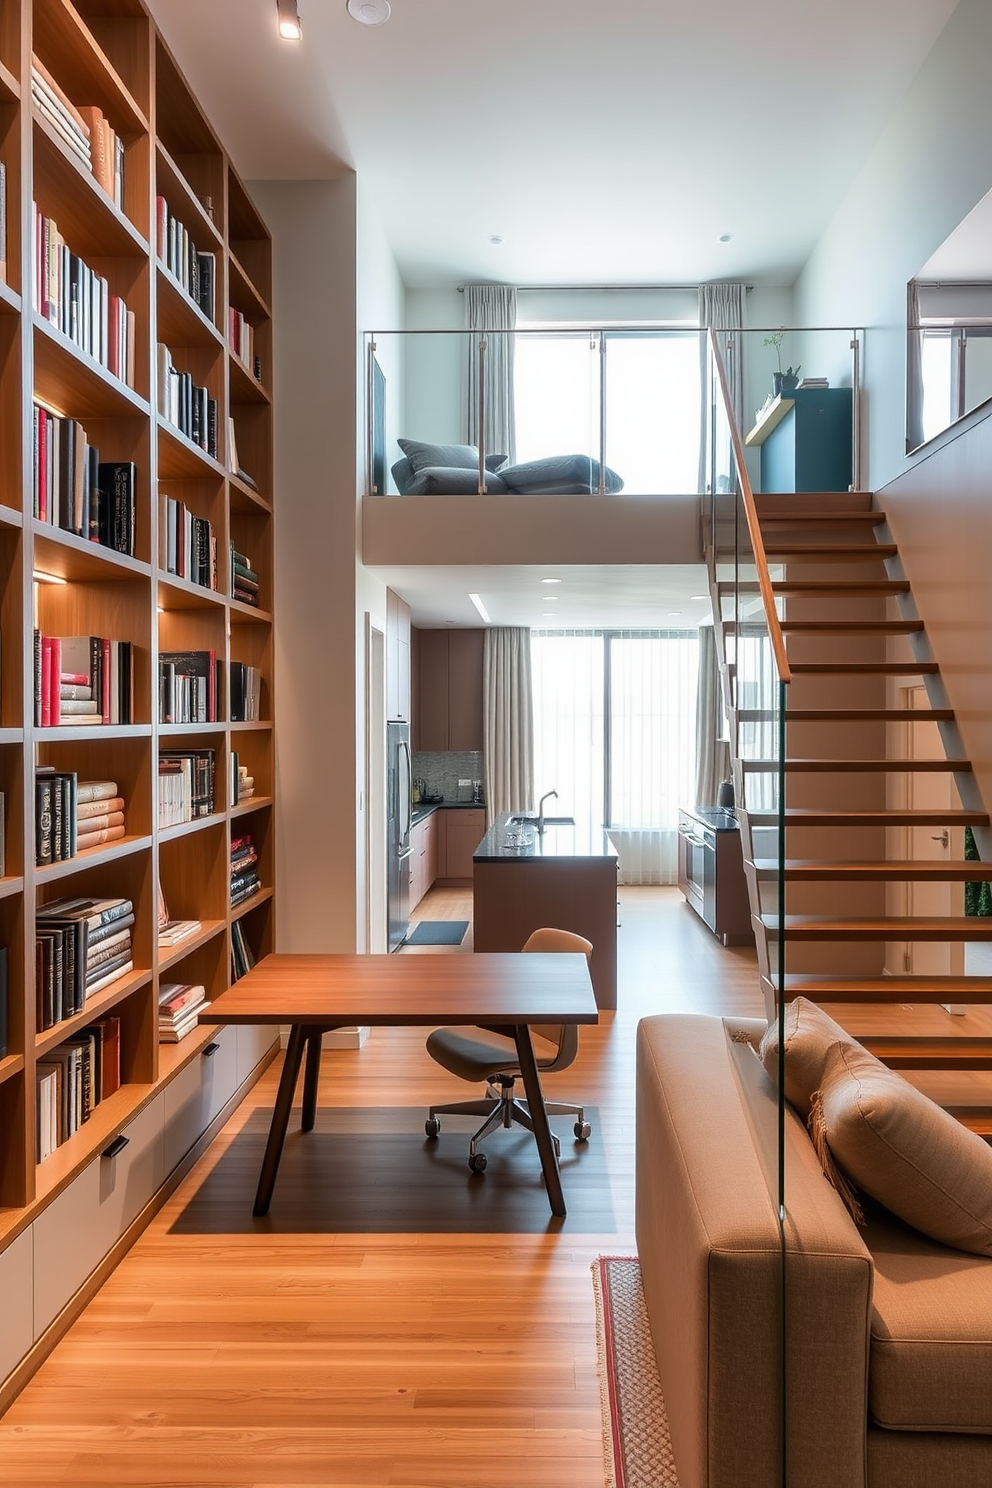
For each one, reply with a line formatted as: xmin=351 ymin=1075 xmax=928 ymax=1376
xmin=276 ymin=0 xmax=302 ymax=38
xmin=690 ymin=594 xmax=709 ymax=601
xmin=667 ymin=610 xmax=682 ymax=617
xmin=718 ymin=233 xmax=733 ymax=243
xmin=468 ymin=592 xmax=491 ymax=624
xmin=347 ymin=0 xmax=390 ymax=23
xmin=489 ymin=235 xmax=504 ymax=245
xmin=541 ymin=577 xmax=561 ymax=584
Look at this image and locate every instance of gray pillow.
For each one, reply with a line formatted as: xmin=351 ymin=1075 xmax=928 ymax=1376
xmin=398 ymin=438 xmax=479 ymax=474
xmin=405 ymin=465 xmax=509 ymax=495
xmin=498 ymin=454 xmax=624 ymax=493
xmin=391 ymin=456 xmax=415 ymax=493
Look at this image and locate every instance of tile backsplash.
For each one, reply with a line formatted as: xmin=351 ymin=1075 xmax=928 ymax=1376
xmin=412 ymin=751 xmax=484 ymax=804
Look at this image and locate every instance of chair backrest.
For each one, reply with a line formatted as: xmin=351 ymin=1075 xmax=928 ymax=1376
xmin=522 ymin=927 xmax=593 ymax=1072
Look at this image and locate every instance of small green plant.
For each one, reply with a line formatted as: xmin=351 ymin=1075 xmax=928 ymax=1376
xmin=763 ymin=331 xmax=800 ymax=380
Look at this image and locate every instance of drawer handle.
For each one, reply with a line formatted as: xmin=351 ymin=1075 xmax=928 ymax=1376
xmin=101 ymin=1134 xmax=129 ymax=1160
xmin=202 ymin=1041 xmax=220 ymax=1058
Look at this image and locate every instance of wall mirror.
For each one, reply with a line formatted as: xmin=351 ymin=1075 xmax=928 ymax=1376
xmin=907 ymin=187 xmax=992 ymax=451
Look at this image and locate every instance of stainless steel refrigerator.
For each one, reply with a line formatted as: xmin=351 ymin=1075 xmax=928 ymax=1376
xmin=387 ymin=720 xmax=412 ymax=951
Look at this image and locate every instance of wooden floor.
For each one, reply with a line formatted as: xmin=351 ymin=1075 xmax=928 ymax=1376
xmin=0 ymin=888 xmax=762 ymax=1487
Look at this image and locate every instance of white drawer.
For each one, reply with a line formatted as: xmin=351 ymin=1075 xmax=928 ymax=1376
xmin=237 ymin=1023 xmax=278 ymax=1087
xmin=162 ymin=1025 xmax=238 ymax=1175
xmin=0 ymin=1228 xmax=33 ymax=1380
xmin=33 ymin=1094 xmax=164 ymax=1336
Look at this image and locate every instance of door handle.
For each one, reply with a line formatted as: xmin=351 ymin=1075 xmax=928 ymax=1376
xmin=931 ymin=831 xmax=949 ymax=848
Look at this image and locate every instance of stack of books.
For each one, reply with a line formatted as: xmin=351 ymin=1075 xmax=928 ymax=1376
xmin=158 ymin=749 xmax=216 ymax=826
xmin=231 ymin=921 xmax=256 ymax=981
xmin=34 ymin=633 xmax=134 ymax=726
xmin=229 ymin=544 xmax=259 ymax=607
xmin=230 ymin=661 xmax=261 ymax=722
xmin=31 ymin=59 xmax=92 ymax=170
xmin=155 ymin=197 xmax=215 ymax=321
xmin=35 ymin=897 xmax=134 ymax=1030
xmin=33 ymin=404 xmax=137 ymax=554
xmin=32 ymin=208 xmax=134 ymax=385
xmin=37 ymin=775 xmax=126 ymax=863
xmin=36 ymin=1014 xmax=121 ymax=1161
xmin=798 ymin=376 xmax=829 ymax=389
xmin=156 ymin=342 xmax=219 ymax=458
xmin=228 ymin=307 xmax=254 ymax=371
xmin=157 ymin=885 xmax=201 ymax=953
xmin=160 ymin=495 xmax=217 ymax=588
xmin=158 ymin=981 xmax=206 ymax=1043
xmin=230 ymin=832 xmax=260 ymax=906
xmin=158 ymin=649 xmax=218 ymax=724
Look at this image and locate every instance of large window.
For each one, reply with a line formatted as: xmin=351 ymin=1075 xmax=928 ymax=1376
xmin=514 ymin=331 xmax=701 ymax=494
xmin=531 ymin=631 xmax=699 ymax=881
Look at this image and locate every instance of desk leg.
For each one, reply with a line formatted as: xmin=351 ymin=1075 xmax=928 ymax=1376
xmin=301 ymin=1029 xmax=323 ymax=1132
xmin=253 ymin=1022 xmax=307 ymax=1216
xmin=512 ymin=1023 xmax=566 ymax=1217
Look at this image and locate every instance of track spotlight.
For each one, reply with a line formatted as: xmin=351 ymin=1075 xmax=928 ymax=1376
xmin=276 ymin=0 xmax=303 ymax=40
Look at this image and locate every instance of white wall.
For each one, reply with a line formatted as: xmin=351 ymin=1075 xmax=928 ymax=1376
xmin=795 ymin=0 xmax=992 ymax=489
xmin=250 ymin=175 xmax=361 ymax=953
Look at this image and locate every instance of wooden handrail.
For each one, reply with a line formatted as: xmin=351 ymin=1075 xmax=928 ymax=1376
xmin=708 ymin=328 xmax=791 ymax=685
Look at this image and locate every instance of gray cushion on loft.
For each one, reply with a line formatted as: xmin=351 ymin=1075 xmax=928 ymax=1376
xmin=405 ymin=465 xmax=510 ymax=495
xmin=498 ymin=454 xmax=624 ymax=493
xmin=398 ymin=438 xmax=479 ymax=474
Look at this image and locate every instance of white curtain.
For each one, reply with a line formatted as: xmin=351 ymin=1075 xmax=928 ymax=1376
xmin=906 ymin=279 xmax=925 ymax=450
xmin=698 ymin=282 xmax=747 ymax=492
xmin=694 ymin=623 xmax=731 ymax=808
xmin=465 ymin=284 xmax=517 ymax=465
xmin=483 ymin=627 xmax=533 ymax=823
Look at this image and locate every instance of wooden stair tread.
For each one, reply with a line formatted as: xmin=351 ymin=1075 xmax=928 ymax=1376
xmin=772 ymin=976 xmax=992 ymax=1003
xmin=786 ymin=661 xmax=939 ymax=674
xmin=759 ymin=915 xmax=992 ymax=939
xmin=741 ymin=757 xmax=970 ymax=771
xmin=752 ymin=859 xmax=992 ymax=881
xmin=781 ymin=713 xmax=954 ymax=724
xmin=774 ymin=620 xmax=923 ymax=634
xmin=860 ymin=1038 xmax=992 ymax=1069
xmin=770 ymin=580 xmax=910 ymax=594
xmin=756 ymin=511 xmax=885 ymax=525
xmin=746 ymin=808 xmax=988 ymax=827
xmin=762 ymin=543 xmax=897 ymax=558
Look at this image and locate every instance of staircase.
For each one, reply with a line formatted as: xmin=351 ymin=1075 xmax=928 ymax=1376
xmin=715 ymin=489 xmax=992 ymax=1128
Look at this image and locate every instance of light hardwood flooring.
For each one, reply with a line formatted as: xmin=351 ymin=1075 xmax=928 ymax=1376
xmin=0 ymin=887 xmax=762 ymax=1487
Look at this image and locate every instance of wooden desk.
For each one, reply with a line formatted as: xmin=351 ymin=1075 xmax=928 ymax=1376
xmin=204 ymin=952 xmax=599 ymax=1218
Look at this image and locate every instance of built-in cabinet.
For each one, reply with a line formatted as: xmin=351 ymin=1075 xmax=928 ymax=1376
xmin=386 ymin=588 xmax=411 ymax=722
xmin=409 ymin=810 xmax=438 ymax=911
xmin=0 ymin=0 xmax=279 ymax=1412
xmin=415 ymin=628 xmax=483 ymax=751
xmin=438 ymin=808 xmax=486 ymax=884
xmin=677 ymin=808 xmax=753 ymax=945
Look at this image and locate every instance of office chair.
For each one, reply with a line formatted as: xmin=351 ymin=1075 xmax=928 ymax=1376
xmin=424 ymin=927 xmax=593 ymax=1173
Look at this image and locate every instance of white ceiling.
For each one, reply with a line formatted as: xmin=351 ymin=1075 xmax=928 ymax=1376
xmin=146 ymin=0 xmax=959 ymax=627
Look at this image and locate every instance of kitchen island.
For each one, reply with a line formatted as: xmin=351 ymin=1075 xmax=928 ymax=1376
xmin=473 ymin=814 xmax=619 ymax=1009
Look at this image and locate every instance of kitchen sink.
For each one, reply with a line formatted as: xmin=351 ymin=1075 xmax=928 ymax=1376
xmin=507 ymin=813 xmax=575 ymax=826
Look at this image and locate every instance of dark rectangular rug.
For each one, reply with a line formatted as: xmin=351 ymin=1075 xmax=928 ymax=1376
xmin=406 ymin=919 xmax=469 ymax=945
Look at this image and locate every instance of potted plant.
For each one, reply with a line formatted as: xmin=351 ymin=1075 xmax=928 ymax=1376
xmin=763 ymin=332 xmax=801 ymax=395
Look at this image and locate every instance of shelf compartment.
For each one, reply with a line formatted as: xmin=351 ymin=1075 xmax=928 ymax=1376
xmin=156 ymin=263 xmax=223 ymax=352
xmin=0 ymin=313 xmax=21 ymax=515
xmin=0 ymin=527 xmax=23 ymax=722
xmin=34 ymin=315 xmax=150 ymax=420
xmin=227 ymin=170 xmax=270 ymax=308
xmin=33 ymin=119 xmax=148 ymax=261
xmin=159 ymin=817 xmax=227 ymax=929
xmin=32 ymin=409 xmax=151 ymax=566
xmin=158 ymin=810 xmax=226 ymax=846
xmin=228 ymin=349 xmax=269 ymax=406
xmin=230 ymin=885 xmax=273 ymax=965
xmin=229 ymin=472 xmax=270 ymax=516
xmin=154 ymin=142 xmax=223 ymax=265
xmin=228 ymin=252 xmax=270 ymax=323
xmin=153 ymin=40 xmax=223 ymax=223
xmin=156 ymin=418 xmax=225 ymax=482
xmin=156 ymin=572 xmax=225 ymax=613
xmin=156 ymin=925 xmax=226 ymax=1018
xmin=33 ymin=0 xmax=149 ymax=135
xmin=229 ymin=728 xmax=272 ymax=804
xmin=32 ymin=1072 xmax=156 ymax=1209
xmin=37 ymin=844 xmax=154 ymax=998
xmin=38 ymin=731 xmax=152 ymax=840
xmin=156 ymin=916 xmax=224 ymax=974
xmin=35 ymin=570 xmax=153 ymax=728
xmin=0 ymin=1070 xmax=27 ymax=1211
xmin=34 ymin=963 xmax=150 ymax=1061
xmin=67 ymin=0 xmax=152 ymax=121
xmin=0 ymin=739 xmax=24 ymax=875
xmin=227 ymin=402 xmax=270 ymax=502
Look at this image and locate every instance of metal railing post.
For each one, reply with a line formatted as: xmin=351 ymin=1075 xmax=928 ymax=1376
xmin=598 ymin=331 xmax=607 ymax=495
xmin=366 ymin=337 xmax=376 ymax=496
xmin=477 ymin=334 xmax=487 ymax=493
xmin=850 ymin=332 xmax=861 ymax=491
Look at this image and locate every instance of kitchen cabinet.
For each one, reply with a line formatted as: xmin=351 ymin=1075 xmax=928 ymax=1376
xmin=386 ymin=588 xmax=412 ymax=721
xmin=437 ymin=809 xmax=487 ymax=883
xmin=410 ymin=811 xmax=439 ymax=909
xmin=416 ymin=629 xmax=484 ymax=751
xmin=677 ymin=808 xmax=753 ymax=945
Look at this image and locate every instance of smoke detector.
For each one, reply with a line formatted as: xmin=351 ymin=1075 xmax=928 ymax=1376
xmin=347 ymin=0 xmax=391 ymax=22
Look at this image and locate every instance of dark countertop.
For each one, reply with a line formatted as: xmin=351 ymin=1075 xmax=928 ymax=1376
xmin=474 ymin=812 xmax=620 ymax=862
xmin=411 ymin=800 xmax=485 ymax=824
xmin=679 ymin=805 xmax=739 ymax=832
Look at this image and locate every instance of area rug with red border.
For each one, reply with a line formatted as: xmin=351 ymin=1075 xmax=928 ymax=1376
xmin=592 ymin=1255 xmax=680 ymax=1488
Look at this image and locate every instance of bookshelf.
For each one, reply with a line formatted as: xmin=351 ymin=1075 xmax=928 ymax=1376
xmin=0 ymin=0 xmax=276 ymax=1405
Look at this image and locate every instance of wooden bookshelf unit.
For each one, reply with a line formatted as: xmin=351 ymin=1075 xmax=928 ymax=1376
xmin=0 ymin=0 xmax=277 ymax=1410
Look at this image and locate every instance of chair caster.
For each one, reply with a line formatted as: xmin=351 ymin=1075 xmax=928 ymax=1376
xmin=574 ymin=1121 xmax=592 ymax=1141
xmin=468 ymin=1151 xmax=488 ymax=1173
xmin=425 ymin=1116 xmax=441 ymax=1138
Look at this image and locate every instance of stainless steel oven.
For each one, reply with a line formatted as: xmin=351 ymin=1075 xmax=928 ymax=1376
xmin=678 ymin=811 xmax=717 ymax=931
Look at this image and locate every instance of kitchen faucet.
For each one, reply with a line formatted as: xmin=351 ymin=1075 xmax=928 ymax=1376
xmin=537 ymin=789 xmax=558 ymax=834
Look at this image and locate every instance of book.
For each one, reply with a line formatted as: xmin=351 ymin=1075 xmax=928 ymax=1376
xmin=158 ymin=918 xmax=202 ymax=948
xmin=159 ymin=650 xmax=217 ymax=724
xmin=75 ymin=822 xmax=126 ymax=851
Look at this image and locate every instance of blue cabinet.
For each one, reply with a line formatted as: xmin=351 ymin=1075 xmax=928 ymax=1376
xmin=747 ymin=388 xmax=852 ymax=493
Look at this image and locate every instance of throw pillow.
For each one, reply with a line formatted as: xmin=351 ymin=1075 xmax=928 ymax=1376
xmin=391 ymin=456 xmax=415 ymax=493
xmin=398 ymin=438 xmax=480 ymax=475
xmin=759 ymin=996 xmax=860 ymax=1118
xmin=815 ymin=1039 xmax=992 ymax=1256
xmin=405 ymin=465 xmax=508 ymax=495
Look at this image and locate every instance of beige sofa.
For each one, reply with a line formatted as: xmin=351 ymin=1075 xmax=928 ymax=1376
xmin=635 ymin=1012 xmax=992 ymax=1488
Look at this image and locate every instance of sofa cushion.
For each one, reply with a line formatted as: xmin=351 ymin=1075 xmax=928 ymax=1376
xmin=405 ymin=465 xmax=509 ymax=495
xmin=818 ymin=1040 xmax=992 ymax=1257
xmin=497 ymin=453 xmax=624 ymax=493
xmin=398 ymin=438 xmax=480 ymax=474
xmin=865 ymin=1206 xmax=992 ymax=1432
xmin=758 ymin=996 xmax=860 ymax=1118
